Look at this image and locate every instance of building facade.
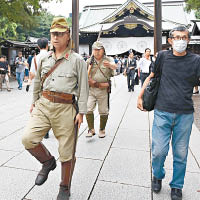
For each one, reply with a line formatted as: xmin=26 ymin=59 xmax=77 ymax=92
xmin=79 ymin=0 xmax=197 ymax=56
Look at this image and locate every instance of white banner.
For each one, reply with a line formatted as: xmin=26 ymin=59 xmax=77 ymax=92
xmin=100 ymin=37 xmax=166 ymax=55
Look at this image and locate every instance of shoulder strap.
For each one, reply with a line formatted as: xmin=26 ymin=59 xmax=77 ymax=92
xmin=33 ymin=56 xmax=37 ymax=71
xmin=99 ymin=67 xmax=110 ymax=81
xmin=90 ymin=60 xmax=102 ymax=78
xmin=154 ymin=50 xmax=167 ymax=77
xmin=41 ymin=58 xmax=64 ymax=88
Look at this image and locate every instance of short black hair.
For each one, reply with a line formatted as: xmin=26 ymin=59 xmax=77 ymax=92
xmin=145 ymin=48 xmax=151 ymax=52
xmin=0 ymin=55 xmax=5 ymax=59
xmin=37 ymin=37 xmax=49 ymax=49
xmin=169 ymin=25 xmax=190 ymax=38
xmin=31 ymin=50 xmax=36 ymax=56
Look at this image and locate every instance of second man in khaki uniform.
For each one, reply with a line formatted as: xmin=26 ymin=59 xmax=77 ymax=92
xmin=86 ymin=41 xmax=117 ymax=138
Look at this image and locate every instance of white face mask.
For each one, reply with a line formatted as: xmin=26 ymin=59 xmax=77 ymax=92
xmin=172 ymin=40 xmax=187 ymax=53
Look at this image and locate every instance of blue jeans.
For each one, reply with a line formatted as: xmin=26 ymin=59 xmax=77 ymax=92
xmin=152 ymin=109 xmax=193 ymax=189
xmin=16 ymin=72 xmax=24 ymax=88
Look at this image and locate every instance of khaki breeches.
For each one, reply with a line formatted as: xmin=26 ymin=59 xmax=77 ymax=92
xmin=22 ymin=96 xmax=77 ymax=162
xmin=87 ymin=87 xmax=109 ymax=115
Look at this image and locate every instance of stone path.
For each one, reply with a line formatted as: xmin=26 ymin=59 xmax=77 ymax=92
xmin=0 ymin=75 xmax=200 ymax=200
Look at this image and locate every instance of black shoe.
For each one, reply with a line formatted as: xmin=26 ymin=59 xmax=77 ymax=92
xmin=35 ymin=157 xmax=56 ymax=185
xmin=44 ymin=132 xmax=49 ymax=139
xmin=26 ymin=85 xmax=30 ymax=92
xmin=57 ymin=186 xmax=70 ymax=200
xmin=128 ymin=89 xmax=131 ymax=92
xmin=132 ymin=88 xmax=134 ymax=92
xmin=171 ymin=188 xmax=182 ymax=200
xmin=152 ymin=176 xmax=162 ymax=193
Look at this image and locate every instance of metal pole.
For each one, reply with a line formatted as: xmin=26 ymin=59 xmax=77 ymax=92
xmin=72 ymin=0 xmax=79 ymax=53
xmin=154 ymin=0 xmax=162 ymax=55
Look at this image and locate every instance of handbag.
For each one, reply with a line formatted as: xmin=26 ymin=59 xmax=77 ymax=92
xmin=143 ymin=51 xmax=166 ymax=111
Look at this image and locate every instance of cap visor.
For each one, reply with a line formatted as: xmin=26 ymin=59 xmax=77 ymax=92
xmin=93 ymin=47 xmax=103 ymax=50
xmin=50 ymin=28 xmax=67 ymax=33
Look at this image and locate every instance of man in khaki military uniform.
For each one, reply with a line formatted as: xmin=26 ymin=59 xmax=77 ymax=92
xmin=86 ymin=41 xmax=117 ymax=138
xmin=22 ymin=17 xmax=88 ymax=200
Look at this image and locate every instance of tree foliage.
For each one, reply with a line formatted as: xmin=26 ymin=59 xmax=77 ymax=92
xmin=0 ymin=0 xmax=62 ymax=29
xmin=15 ymin=12 xmax=72 ymax=41
xmin=16 ymin=11 xmax=55 ymax=41
xmin=185 ymin=0 xmax=200 ymax=18
xmin=0 ymin=18 xmax=17 ymax=39
xmin=0 ymin=0 xmax=71 ymax=41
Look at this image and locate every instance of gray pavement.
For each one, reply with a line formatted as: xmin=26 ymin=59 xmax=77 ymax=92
xmin=0 ymin=75 xmax=200 ymax=200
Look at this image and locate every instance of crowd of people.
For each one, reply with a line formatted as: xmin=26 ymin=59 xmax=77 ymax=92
xmin=1 ymin=16 xmax=200 ymax=200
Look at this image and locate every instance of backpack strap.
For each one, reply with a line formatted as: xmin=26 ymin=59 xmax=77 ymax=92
xmin=154 ymin=50 xmax=167 ymax=78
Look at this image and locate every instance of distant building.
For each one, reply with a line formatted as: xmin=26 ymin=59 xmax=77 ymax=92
xmin=79 ymin=0 xmax=197 ymax=55
xmin=189 ymin=20 xmax=200 ymax=54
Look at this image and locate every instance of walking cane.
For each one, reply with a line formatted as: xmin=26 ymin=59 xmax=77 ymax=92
xmin=68 ymin=102 xmax=79 ymax=192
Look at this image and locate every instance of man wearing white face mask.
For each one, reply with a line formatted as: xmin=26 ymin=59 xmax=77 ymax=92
xmin=137 ymin=26 xmax=200 ymax=200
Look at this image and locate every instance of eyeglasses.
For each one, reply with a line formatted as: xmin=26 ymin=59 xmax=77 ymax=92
xmin=171 ymin=35 xmax=188 ymax=41
xmin=51 ymin=32 xmax=68 ymax=37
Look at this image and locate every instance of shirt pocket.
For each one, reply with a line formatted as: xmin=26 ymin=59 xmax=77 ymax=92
xmin=58 ymin=73 xmax=74 ymax=78
xmin=100 ymin=66 xmax=111 ymax=79
xmin=56 ymin=73 xmax=77 ymax=90
xmin=100 ymin=65 xmax=108 ymax=73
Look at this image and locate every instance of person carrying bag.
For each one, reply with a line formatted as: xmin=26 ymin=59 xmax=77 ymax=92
xmin=142 ymin=51 xmax=166 ymax=111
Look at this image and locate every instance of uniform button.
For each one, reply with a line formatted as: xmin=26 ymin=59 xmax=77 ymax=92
xmin=52 ymin=79 xmax=54 ymax=81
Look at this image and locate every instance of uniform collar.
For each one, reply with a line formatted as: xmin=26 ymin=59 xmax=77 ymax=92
xmin=51 ymin=45 xmax=71 ymax=61
xmin=94 ymin=55 xmax=106 ymax=64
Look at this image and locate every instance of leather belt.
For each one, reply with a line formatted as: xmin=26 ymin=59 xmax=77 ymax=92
xmin=89 ymin=81 xmax=109 ymax=89
xmin=42 ymin=91 xmax=74 ymax=104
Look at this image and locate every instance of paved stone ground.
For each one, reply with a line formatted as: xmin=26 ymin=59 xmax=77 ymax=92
xmin=0 ymin=75 xmax=200 ymax=200
xmin=193 ymin=94 xmax=200 ymax=131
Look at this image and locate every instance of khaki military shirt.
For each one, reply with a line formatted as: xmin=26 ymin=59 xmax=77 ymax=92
xmin=87 ymin=56 xmax=114 ymax=83
xmin=33 ymin=47 xmax=89 ymax=114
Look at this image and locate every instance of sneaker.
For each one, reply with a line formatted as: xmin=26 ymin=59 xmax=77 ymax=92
xmin=152 ymin=176 xmax=162 ymax=193
xmin=193 ymin=90 xmax=199 ymax=94
xmin=86 ymin=129 xmax=95 ymax=137
xmin=7 ymin=88 xmax=11 ymax=92
xmin=171 ymin=188 xmax=182 ymax=200
xmin=99 ymin=129 xmax=106 ymax=138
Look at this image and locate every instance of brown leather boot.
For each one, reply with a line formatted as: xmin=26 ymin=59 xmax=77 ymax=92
xmin=27 ymin=143 xmax=56 ymax=186
xmin=57 ymin=159 xmax=76 ymax=200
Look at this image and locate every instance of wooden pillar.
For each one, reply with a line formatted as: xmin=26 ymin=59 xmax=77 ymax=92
xmin=72 ymin=0 xmax=79 ymax=53
xmin=154 ymin=0 xmax=162 ymax=55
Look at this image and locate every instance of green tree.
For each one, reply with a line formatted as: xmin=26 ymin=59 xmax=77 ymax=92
xmin=185 ymin=0 xmax=200 ymax=18
xmin=16 ymin=11 xmax=55 ymax=41
xmin=0 ymin=18 xmax=17 ymax=39
xmin=15 ymin=12 xmax=72 ymax=41
xmin=0 ymin=0 xmax=62 ymax=28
